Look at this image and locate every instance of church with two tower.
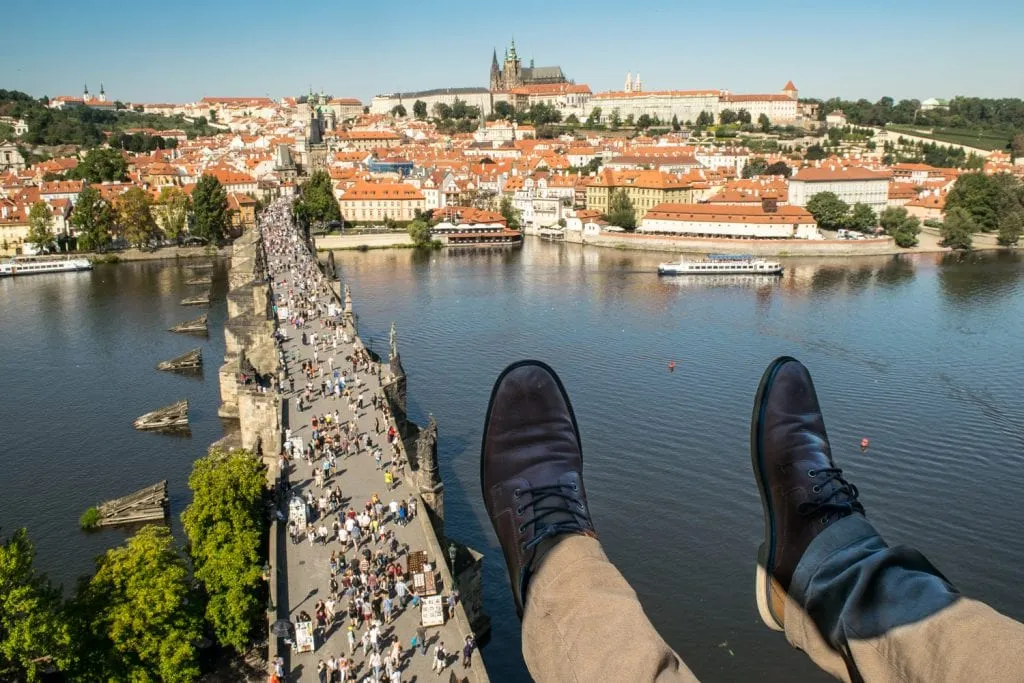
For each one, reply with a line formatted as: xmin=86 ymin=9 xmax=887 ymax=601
xmin=489 ymin=39 xmax=568 ymax=91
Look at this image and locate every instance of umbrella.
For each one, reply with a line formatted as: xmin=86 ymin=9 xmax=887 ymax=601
xmin=270 ymin=619 xmax=293 ymax=637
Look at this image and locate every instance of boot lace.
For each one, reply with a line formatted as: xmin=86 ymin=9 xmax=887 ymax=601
xmin=515 ymin=483 xmax=587 ymax=551
xmin=797 ymin=467 xmax=865 ymax=521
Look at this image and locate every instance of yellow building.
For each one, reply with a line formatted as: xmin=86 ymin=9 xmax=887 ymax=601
xmin=586 ymin=169 xmax=695 ymax=222
xmin=338 ymin=181 xmax=425 ymax=223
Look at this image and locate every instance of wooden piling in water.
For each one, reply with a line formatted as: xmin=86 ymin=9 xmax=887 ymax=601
xmin=133 ymin=399 xmax=189 ymax=431
xmin=93 ymin=481 xmax=168 ymax=527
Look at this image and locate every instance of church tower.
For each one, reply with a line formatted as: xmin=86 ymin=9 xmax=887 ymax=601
xmin=490 ymin=48 xmax=501 ymax=91
xmin=99 ymin=83 xmax=106 ymax=103
xmin=83 ymin=83 xmax=91 ymax=103
xmin=625 ymin=72 xmax=632 ymax=93
xmin=503 ymin=38 xmax=521 ymax=89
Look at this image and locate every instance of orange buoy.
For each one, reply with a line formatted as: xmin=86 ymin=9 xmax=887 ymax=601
xmin=668 ymin=361 xmax=676 ymax=372
xmin=860 ymin=438 xmax=870 ymax=452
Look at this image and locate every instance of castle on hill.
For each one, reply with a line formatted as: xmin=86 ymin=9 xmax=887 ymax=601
xmin=489 ymin=38 xmax=568 ymax=91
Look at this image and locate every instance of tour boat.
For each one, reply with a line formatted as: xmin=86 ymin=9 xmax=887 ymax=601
xmin=657 ymin=254 xmax=783 ymax=276
xmin=0 ymin=256 xmax=93 ymax=277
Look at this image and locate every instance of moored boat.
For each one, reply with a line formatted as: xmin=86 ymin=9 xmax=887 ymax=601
xmin=0 ymin=256 xmax=92 ymax=277
xmin=657 ymin=254 xmax=783 ymax=276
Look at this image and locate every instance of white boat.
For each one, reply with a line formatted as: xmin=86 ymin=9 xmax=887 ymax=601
xmin=0 ymin=256 xmax=93 ymax=277
xmin=657 ymin=254 xmax=783 ymax=276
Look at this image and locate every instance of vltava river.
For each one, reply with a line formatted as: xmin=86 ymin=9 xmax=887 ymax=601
xmin=2 ymin=241 xmax=1022 ymax=682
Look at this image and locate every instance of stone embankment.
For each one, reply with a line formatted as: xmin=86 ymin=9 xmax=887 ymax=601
xmin=564 ymin=230 xmax=901 ymax=256
xmin=218 ymin=208 xmax=489 ymax=681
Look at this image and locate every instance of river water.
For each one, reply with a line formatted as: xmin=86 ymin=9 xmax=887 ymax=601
xmin=2 ymin=242 xmax=1023 ymax=682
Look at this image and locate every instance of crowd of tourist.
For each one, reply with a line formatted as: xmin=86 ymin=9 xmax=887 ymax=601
xmin=260 ymin=201 xmax=474 ymax=683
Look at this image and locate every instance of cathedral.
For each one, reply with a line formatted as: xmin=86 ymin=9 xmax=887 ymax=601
xmin=489 ymin=39 xmax=568 ymax=91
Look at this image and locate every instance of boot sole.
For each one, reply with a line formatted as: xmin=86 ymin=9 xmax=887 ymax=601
xmin=750 ymin=356 xmax=796 ymax=632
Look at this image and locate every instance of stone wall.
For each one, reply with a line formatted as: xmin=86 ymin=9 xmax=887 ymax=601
xmin=567 ymin=230 xmax=898 ymax=256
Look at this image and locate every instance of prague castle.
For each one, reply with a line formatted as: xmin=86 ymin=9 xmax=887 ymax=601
xmin=489 ymin=38 xmax=568 ymax=91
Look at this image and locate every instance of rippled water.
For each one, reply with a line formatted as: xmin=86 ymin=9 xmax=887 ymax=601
xmin=328 ymin=242 xmax=1024 ymax=682
xmin=0 ymin=260 xmax=230 ymax=586
xmin=2 ymin=245 xmax=1023 ymax=682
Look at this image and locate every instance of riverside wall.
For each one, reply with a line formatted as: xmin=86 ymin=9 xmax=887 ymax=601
xmin=564 ymin=230 xmax=899 ymax=256
xmin=218 ymin=220 xmax=490 ymax=680
xmin=314 ymin=232 xmax=414 ymax=250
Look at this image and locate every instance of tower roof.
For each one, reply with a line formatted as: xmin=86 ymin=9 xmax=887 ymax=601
xmin=783 ymin=80 xmax=797 ymax=91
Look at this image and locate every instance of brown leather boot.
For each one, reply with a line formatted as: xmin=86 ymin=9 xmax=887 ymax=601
xmin=481 ymin=360 xmax=596 ymax=618
xmin=751 ymin=356 xmax=864 ymax=631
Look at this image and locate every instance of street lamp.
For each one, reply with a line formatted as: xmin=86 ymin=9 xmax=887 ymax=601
xmin=262 ymin=562 xmax=272 ymax=581
xmin=448 ymin=542 xmax=457 ymax=577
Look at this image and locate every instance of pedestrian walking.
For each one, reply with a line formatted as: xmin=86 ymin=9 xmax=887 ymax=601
xmin=432 ymin=642 xmax=446 ymax=676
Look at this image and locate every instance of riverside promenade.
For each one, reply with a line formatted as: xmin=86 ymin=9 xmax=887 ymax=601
xmin=239 ymin=199 xmax=487 ymax=683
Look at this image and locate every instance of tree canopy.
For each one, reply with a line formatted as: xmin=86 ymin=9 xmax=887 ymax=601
xmin=26 ymin=201 xmax=56 ymax=251
xmin=412 ymin=100 xmax=427 ymax=119
xmin=71 ymin=148 xmax=128 ymax=183
xmin=407 ymin=218 xmax=433 ymax=247
xmin=879 ymin=206 xmax=922 ymax=248
xmin=0 ymin=529 xmax=72 ymax=682
xmin=499 ymin=196 xmax=522 ymax=232
xmin=940 ymin=207 xmax=976 ymax=250
xmin=944 ymin=172 xmax=1024 ymax=233
xmin=191 ymin=174 xmax=230 ymax=243
xmin=806 ymin=192 xmax=849 ymax=231
xmin=293 ymin=170 xmax=341 ymax=230
xmin=81 ymin=525 xmax=201 ymax=683
xmin=71 ymin=185 xmax=114 ymax=251
xmin=182 ymin=448 xmax=266 ymax=653
xmin=846 ymin=203 xmax=877 ymax=232
xmin=115 ymin=187 xmax=158 ymax=247
xmin=156 ymin=186 xmax=191 ymax=242
xmin=605 ymin=189 xmax=637 ymax=230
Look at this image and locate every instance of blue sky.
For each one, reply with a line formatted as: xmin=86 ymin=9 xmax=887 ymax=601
xmin=3 ymin=0 xmax=1022 ymax=104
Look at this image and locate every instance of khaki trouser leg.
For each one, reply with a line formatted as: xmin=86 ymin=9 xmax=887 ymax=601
xmin=521 ymin=534 xmax=700 ymax=682
xmin=787 ymin=596 xmax=1024 ymax=683
xmin=783 ymin=515 xmax=1024 ymax=683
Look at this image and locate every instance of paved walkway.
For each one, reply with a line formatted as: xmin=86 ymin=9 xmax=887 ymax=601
xmin=264 ymin=210 xmax=474 ymax=682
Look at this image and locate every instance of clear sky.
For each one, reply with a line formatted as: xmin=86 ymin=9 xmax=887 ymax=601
xmin=3 ymin=0 xmax=1022 ymax=105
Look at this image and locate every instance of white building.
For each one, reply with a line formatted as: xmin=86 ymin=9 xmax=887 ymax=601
xmin=588 ymin=81 xmax=800 ymax=126
xmin=788 ymin=167 xmax=892 ymax=211
xmin=639 ymin=200 xmax=820 ymax=239
xmin=369 ymin=88 xmax=506 ymax=117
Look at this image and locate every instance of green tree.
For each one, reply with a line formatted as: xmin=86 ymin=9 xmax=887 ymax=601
xmin=156 ymin=186 xmax=191 ymax=242
xmin=493 ymin=101 xmax=515 ymax=120
xmin=636 ymin=114 xmax=652 ymax=129
xmin=413 ymin=100 xmax=427 ymax=119
xmin=610 ymin=108 xmax=621 ymax=130
xmin=758 ymin=113 xmax=771 ymax=133
xmin=26 ymin=201 xmax=56 ymax=252
xmin=70 ymin=185 xmax=114 ymax=251
xmin=499 ymin=196 xmax=522 ymax=232
xmin=82 ymin=526 xmax=201 ymax=683
xmin=719 ymin=109 xmax=738 ymax=125
xmin=878 ymin=206 xmax=922 ymax=247
xmin=695 ymin=110 xmax=714 ymax=128
xmin=997 ymin=210 xmax=1023 ymax=246
xmin=806 ymin=192 xmax=850 ymax=231
xmin=116 ymin=187 xmax=158 ymax=247
xmin=671 ymin=114 xmax=681 ymax=132
xmin=0 ymin=529 xmax=72 ymax=682
xmin=845 ymin=203 xmax=877 ymax=231
xmin=586 ymin=107 xmax=602 ymax=126
xmin=72 ymin=148 xmax=127 ymax=183
xmin=605 ymin=188 xmax=637 ymax=230
xmin=764 ymin=161 xmax=792 ymax=177
xmin=407 ymin=218 xmax=433 ymax=247
xmin=940 ymin=207 xmax=976 ymax=250
xmin=944 ymin=172 xmax=1023 ymax=233
xmin=293 ymin=170 xmax=341 ymax=231
xmin=737 ymin=109 xmax=752 ymax=125
xmin=805 ymin=144 xmax=827 ymax=161
xmin=182 ymin=448 xmax=266 ymax=653
xmin=742 ymin=158 xmax=768 ymax=178
xmin=432 ymin=102 xmax=452 ymax=120
xmin=565 ymin=113 xmax=579 ymax=125
xmin=390 ymin=104 xmax=407 ymax=118
xmin=192 ymin=174 xmax=230 ymax=243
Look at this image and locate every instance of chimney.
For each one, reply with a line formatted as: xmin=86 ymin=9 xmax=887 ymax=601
xmin=761 ymin=194 xmax=778 ymax=214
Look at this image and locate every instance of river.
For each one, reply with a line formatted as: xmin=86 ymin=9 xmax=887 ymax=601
xmin=2 ymin=242 xmax=1023 ymax=682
